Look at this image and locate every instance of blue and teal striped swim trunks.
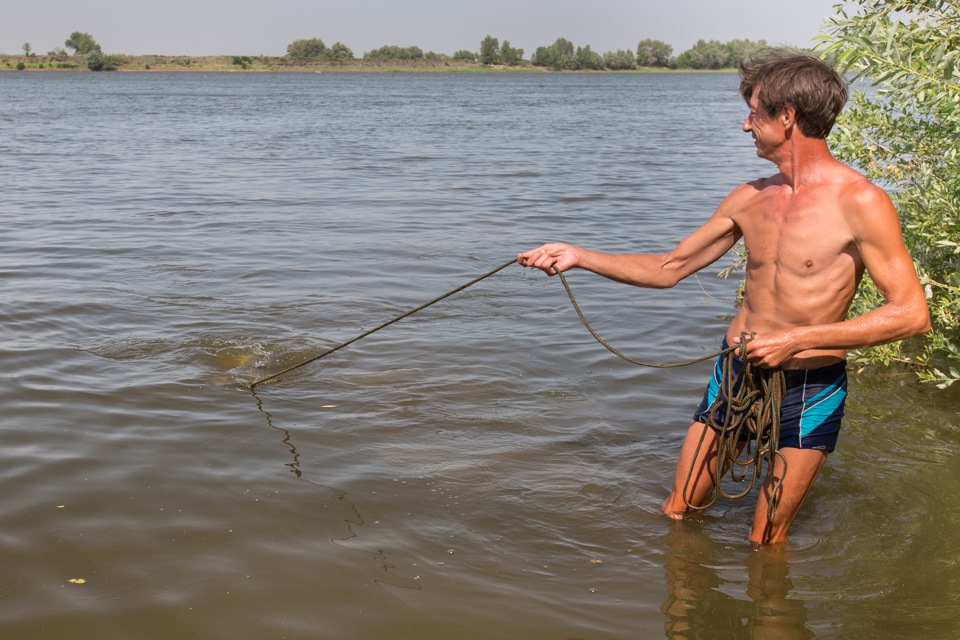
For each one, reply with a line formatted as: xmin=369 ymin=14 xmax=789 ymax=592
xmin=693 ymin=341 xmax=848 ymax=452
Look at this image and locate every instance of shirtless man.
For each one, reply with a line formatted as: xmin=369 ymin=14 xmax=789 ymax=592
xmin=517 ymin=51 xmax=930 ymax=545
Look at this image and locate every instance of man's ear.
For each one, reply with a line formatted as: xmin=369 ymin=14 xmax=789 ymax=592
xmin=778 ymin=104 xmax=797 ymax=129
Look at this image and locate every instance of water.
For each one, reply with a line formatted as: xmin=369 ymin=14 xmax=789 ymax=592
xmin=2 ymin=71 xmax=958 ymax=639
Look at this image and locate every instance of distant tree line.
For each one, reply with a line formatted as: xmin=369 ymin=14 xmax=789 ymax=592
xmin=9 ymin=30 xmax=798 ymax=72
xmin=675 ymin=39 xmax=774 ymax=70
xmin=478 ymin=36 xmax=524 ymax=66
xmin=530 ymin=37 xmax=782 ymax=71
xmin=283 ymin=35 xmax=794 ymax=70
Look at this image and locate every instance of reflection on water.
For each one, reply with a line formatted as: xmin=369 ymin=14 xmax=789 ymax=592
xmin=661 ymin=524 xmax=813 ymax=639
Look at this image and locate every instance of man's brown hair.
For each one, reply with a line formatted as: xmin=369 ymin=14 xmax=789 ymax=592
xmin=739 ymin=50 xmax=848 ymax=139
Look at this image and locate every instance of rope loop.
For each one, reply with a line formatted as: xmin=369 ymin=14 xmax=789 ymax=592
xmin=553 ymin=267 xmax=736 ymax=367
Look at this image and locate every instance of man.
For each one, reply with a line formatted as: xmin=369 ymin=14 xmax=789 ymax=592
xmin=517 ymin=51 xmax=930 ymax=545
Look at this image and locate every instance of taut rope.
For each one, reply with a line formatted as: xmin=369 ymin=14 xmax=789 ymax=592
xmin=249 ymin=258 xmax=517 ymax=388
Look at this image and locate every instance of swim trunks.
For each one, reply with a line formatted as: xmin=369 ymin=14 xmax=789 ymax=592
xmin=692 ymin=341 xmax=848 ymax=452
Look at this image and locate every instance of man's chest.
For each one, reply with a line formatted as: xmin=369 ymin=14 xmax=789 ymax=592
xmin=736 ymin=198 xmax=856 ymax=274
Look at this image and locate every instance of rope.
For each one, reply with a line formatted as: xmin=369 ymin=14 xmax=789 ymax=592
xmin=553 ymin=267 xmax=786 ymax=538
xmin=249 ymin=258 xmax=786 ymax=535
xmin=249 ymin=258 xmax=516 ymax=388
xmin=682 ymin=349 xmax=786 ymax=538
xmin=554 ymin=267 xmax=737 ymax=367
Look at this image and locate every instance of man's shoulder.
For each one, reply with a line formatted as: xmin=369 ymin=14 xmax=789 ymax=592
xmin=833 ymin=168 xmax=892 ymax=210
xmin=724 ymin=173 xmax=783 ymax=201
xmin=828 ymin=167 xmax=899 ymax=237
xmin=716 ymin=174 xmax=783 ymax=211
xmin=744 ymin=173 xmax=784 ymax=190
xmin=710 ymin=175 xmax=779 ymax=223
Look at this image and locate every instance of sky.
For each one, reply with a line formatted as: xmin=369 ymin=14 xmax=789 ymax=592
xmin=2 ymin=0 xmax=843 ymax=58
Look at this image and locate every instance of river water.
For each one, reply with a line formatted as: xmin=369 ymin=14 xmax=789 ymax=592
xmin=2 ymin=70 xmax=958 ymax=639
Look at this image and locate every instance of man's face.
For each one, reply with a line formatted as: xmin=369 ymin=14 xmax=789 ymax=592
xmin=742 ymin=87 xmax=780 ymax=160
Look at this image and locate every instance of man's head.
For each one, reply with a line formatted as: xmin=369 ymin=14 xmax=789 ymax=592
xmin=739 ymin=50 xmax=848 ymax=139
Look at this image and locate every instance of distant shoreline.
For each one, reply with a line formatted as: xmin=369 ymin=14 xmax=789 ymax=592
xmin=0 ymin=54 xmax=735 ymax=74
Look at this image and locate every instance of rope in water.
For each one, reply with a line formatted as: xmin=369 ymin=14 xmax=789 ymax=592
xmin=249 ymin=258 xmax=518 ymax=388
xmin=250 ymin=258 xmax=786 ymax=533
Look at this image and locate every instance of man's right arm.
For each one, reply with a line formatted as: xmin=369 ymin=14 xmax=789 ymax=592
xmin=517 ymin=187 xmax=746 ymax=288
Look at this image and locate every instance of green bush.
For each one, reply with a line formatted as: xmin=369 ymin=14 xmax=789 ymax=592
xmin=363 ymin=45 xmax=424 ymax=60
xmin=287 ymin=38 xmax=326 ymax=59
xmin=85 ymin=51 xmax=125 ymax=71
xmin=822 ymin=0 xmax=960 ymax=387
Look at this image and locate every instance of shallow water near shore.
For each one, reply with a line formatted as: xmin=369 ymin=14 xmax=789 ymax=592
xmin=2 ymin=71 xmax=959 ymax=639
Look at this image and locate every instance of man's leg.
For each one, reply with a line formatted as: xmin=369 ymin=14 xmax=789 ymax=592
xmin=662 ymin=421 xmax=727 ymax=518
xmin=749 ymin=447 xmax=827 ymax=545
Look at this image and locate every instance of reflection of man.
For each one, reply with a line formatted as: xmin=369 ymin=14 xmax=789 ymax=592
xmin=660 ymin=527 xmax=813 ymax=639
xmin=518 ymin=51 xmax=930 ymax=544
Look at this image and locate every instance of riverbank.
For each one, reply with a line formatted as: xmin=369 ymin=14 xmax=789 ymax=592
xmin=0 ymin=54 xmax=541 ymax=73
xmin=0 ymin=53 xmax=713 ymax=73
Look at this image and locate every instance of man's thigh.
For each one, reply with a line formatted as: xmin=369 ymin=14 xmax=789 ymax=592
xmin=750 ymin=447 xmax=828 ymax=544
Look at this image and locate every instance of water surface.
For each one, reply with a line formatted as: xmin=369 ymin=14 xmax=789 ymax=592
xmin=1 ymin=71 xmax=958 ymax=639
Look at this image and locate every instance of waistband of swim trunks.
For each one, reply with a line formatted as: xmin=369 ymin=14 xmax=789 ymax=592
xmin=720 ymin=337 xmax=847 ymax=378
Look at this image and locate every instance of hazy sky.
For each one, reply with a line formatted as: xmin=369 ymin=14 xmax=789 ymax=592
xmin=3 ymin=0 xmax=843 ymax=58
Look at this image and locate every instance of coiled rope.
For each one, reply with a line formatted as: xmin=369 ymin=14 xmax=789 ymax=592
xmin=684 ymin=350 xmax=786 ymax=535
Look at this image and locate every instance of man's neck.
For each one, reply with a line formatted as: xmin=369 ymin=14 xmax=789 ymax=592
xmin=773 ymin=138 xmax=835 ymax=189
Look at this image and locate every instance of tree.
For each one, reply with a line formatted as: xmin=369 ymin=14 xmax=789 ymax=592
xmin=480 ymin=35 xmax=500 ymax=65
xmin=286 ymin=38 xmax=326 ymax=59
xmin=500 ymin=40 xmax=524 ymax=66
xmin=532 ymin=38 xmax=577 ymax=70
xmin=725 ymin=38 xmax=766 ymax=68
xmin=821 ymin=0 xmax=960 ymax=387
xmin=671 ymin=38 xmax=773 ymax=69
xmin=364 ymin=45 xmax=423 ymax=60
xmin=453 ymin=50 xmax=477 ymax=62
xmin=86 ymin=50 xmax=105 ymax=71
xmin=65 ymin=32 xmax=101 ymax=55
xmin=85 ymin=50 xmax=124 ymax=71
xmin=22 ymin=42 xmax=32 ymax=57
xmin=328 ymin=42 xmax=353 ymax=60
xmin=575 ymin=45 xmax=603 ymax=70
xmin=675 ymin=39 xmax=728 ymax=69
xmin=603 ymin=49 xmax=636 ymax=70
xmin=636 ymin=38 xmax=672 ymax=67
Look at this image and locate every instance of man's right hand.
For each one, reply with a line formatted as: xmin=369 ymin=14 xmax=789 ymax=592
xmin=517 ymin=243 xmax=582 ymax=276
